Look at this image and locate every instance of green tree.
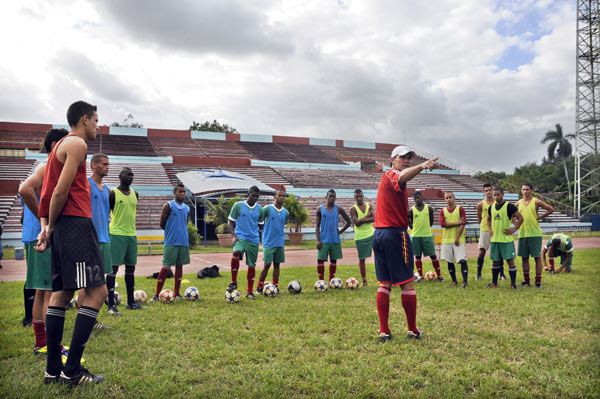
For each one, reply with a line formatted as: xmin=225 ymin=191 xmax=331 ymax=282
xmin=283 ymin=194 xmax=311 ymax=232
xmin=111 ymin=113 xmax=144 ymax=128
xmin=190 ymin=120 xmax=239 ymax=133
xmin=541 ymin=124 xmax=575 ymax=200
xmin=204 ymin=195 xmax=241 ymax=234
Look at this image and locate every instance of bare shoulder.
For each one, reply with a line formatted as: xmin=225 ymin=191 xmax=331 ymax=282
xmin=58 ymin=136 xmax=87 ymax=160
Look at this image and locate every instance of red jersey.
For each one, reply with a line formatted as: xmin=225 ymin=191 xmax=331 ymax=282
xmin=39 ymin=135 xmax=91 ymax=219
xmin=374 ymin=169 xmax=409 ymax=228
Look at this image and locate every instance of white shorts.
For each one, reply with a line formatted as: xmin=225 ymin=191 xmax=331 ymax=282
xmin=441 ymin=243 xmax=467 ymax=263
xmin=478 ymin=231 xmax=491 ymax=250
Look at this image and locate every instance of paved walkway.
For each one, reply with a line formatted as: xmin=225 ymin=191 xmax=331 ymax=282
xmin=1 ymin=237 xmax=598 ymax=282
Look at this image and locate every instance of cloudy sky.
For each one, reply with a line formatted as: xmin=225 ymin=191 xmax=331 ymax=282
xmin=0 ymin=0 xmax=575 ymax=172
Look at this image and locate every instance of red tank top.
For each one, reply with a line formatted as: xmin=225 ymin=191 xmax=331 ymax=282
xmin=39 ymin=134 xmax=91 ymax=219
xmin=374 ymin=169 xmax=409 ymax=228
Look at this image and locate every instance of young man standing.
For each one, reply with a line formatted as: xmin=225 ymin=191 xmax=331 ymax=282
xmin=36 ymin=101 xmax=107 ymax=385
xmin=227 ymin=186 xmax=264 ymax=299
xmin=373 ymin=145 xmax=439 ymax=342
xmin=542 ymin=233 xmax=574 ymax=274
xmin=476 ymin=183 xmax=499 ymax=280
xmin=256 ymin=189 xmax=288 ymax=294
xmin=487 ymin=186 xmax=524 ymax=290
xmin=439 ymin=192 xmax=469 ymax=288
xmin=151 ymin=183 xmax=190 ymax=301
xmin=315 ymin=189 xmax=351 ymax=283
xmin=408 ymin=191 xmax=442 ymax=281
xmin=107 ymin=167 xmax=140 ymax=314
xmin=516 ymin=183 xmax=554 ymax=287
xmin=350 ymin=189 xmax=374 ymax=286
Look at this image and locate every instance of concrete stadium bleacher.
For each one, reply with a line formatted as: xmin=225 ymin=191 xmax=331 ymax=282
xmin=104 ymin=162 xmax=171 ymax=187
xmin=276 ymin=168 xmax=379 ymax=189
xmin=149 ymin=137 xmax=204 ymax=157
xmin=88 ymin=135 xmax=156 ymax=157
xmin=277 ymin=143 xmax=345 ymax=164
xmin=194 ymin=139 xmax=254 ymax=158
xmin=0 ymin=131 xmax=45 ymax=150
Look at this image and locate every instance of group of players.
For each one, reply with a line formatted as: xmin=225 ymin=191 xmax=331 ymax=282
xmin=17 ymin=101 xmax=577 ymax=386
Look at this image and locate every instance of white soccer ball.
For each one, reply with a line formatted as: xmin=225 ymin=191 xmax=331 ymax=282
xmin=314 ymin=280 xmax=328 ymax=292
xmin=69 ymin=295 xmax=78 ymax=310
xmin=184 ymin=286 xmax=199 ymax=300
xmin=425 ymin=271 xmax=436 ymax=281
xmin=134 ymin=290 xmax=148 ymax=304
xmin=225 ymin=290 xmax=241 ymax=303
xmin=159 ymin=289 xmax=174 ymax=303
xmin=414 ymin=272 xmax=423 ymax=282
xmin=287 ymin=280 xmax=302 ymax=294
xmin=263 ymin=284 xmax=278 ymax=297
xmin=345 ymin=277 xmax=359 ymax=290
xmin=329 ymin=277 xmax=343 ymax=289
xmin=105 ymin=291 xmax=121 ymax=306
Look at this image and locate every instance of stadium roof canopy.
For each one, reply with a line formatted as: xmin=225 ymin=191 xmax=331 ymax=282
xmin=176 ymin=169 xmax=276 ymax=198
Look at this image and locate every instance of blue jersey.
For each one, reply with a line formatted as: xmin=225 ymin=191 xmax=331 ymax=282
xmin=319 ymin=205 xmax=340 ymax=244
xmin=229 ymin=201 xmax=264 ymax=245
xmin=88 ymin=177 xmax=110 ymax=243
xmin=262 ymin=204 xmax=288 ymax=248
xmin=164 ymin=200 xmax=189 ymax=246
xmin=21 ymin=197 xmax=41 ymax=244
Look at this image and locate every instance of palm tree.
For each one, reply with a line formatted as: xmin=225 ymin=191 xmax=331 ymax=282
xmin=541 ymin=124 xmax=575 ymax=200
xmin=205 ymin=195 xmax=241 ymax=234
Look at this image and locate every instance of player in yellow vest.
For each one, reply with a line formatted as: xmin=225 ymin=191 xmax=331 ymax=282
xmin=476 ymin=183 xmax=503 ymax=280
xmin=440 ymin=192 xmax=469 ymax=287
xmin=408 ymin=191 xmax=442 ymax=281
xmin=487 ymin=186 xmax=523 ymax=289
xmin=107 ymin=167 xmax=140 ymax=314
xmin=516 ymin=183 xmax=554 ymax=287
xmin=350 ymin=189 xmax=374 ymax=286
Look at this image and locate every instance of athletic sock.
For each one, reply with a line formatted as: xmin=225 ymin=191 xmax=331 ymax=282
xmin=549 ymin=257 xmax=555 ymax=272
xmin=509 ymin=266 xmax=517 ymax=286
xmin=24 ymin=286 xmax=35 ymax=321
xmin=415 ymin=258 xmax=423 ymax=277
xmin=33 ymin=320 xmax=47 ymax=348
xmin=45 ymin=306 xmax=66 ymax=375
xmin=359 ymin=259 xmax=367 ymax=281
xmin=174 ymin=267 xmax=183 ymax=296
xmin=432 ymin=258 xmax=441 ymax=278
xmin=125 ymin=266 xmax=136 ymax=306
xmin=256 ymin=279 xmax=265 ymax=290
xmin=460 ymin=260 xmax=468 ymax=285
xmin=329 ymin=263 xmax=337 ymax=282
xmin=106 ymin=266 xmax=118 ymax=307
xmin=477 ymin=255 xmax=484 ymax=276
xmin=447 ymin=263 xmax=457 ymax=283
xmin=522 ymin=260 xmax=530 ymax=284
xmin=376 ymin=286 xmax=391 ymax=334
xmin=272 ymin=275 xmax=279 ymax=287
xmin=64 ymin=306 xmax=99 ymax=377
xmin=492 ymin=265 xmax=500 ymax=285
xmin=155 ymin=268 xmax=168 ymax=296
xmin=231 ymin=257 xmax=239 ymax=283
xmin=246 ymin=267 xmax=256 ymax=294
xmin=317 ymin=262 xmax=325 ymax=281
xmin=401 ymin=290 xmax=418 ymax=334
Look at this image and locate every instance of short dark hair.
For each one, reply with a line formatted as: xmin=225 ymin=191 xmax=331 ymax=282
xmin=413 ymin=191 xmax=423 ymax=198
xmin=174 ymin=183 xmax=185 ymax=193
xmin=90 ymin=153 xmax=108 ymax=165
xmin=354 ymin=189 xmax=363 ymax=195
xmin=494 ymin=186 xmax=504 ymax=193
xmin=327 ymin=189 xmax=336 ymax=196
xmin=41 ymin=128 xmax=69 ymax=153
xmin=444 ymin=191 xmax=455 ymax=198
xmin=66 ymin=101 xmax=97 ymax=127
xmin=248 ymin=185 xmax=260 ymax=194
xmin=523 ymin=182 xmax=533 ymax=189
xmin=551 ymin=237 xmax=562 ymax=248
xmin=483 ymin=183 xmax=492 ymax=189
xmin=119 ymin=167 xmax=133 ymax=176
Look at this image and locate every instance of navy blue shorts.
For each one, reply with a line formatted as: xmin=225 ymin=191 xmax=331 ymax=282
xmin=373 ymin=227 xmax=414 ymax=286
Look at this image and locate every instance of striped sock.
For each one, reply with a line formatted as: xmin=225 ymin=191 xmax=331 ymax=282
xmin=377 ymin=286 xmax=391 ymax=334
xmin=45 ymin=306 xmax=66 ymax=375
xmin=64 ymin=306 xmax=99 ymax=377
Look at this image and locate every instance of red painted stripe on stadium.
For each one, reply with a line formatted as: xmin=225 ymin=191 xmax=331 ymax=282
xmin=0 ymin=122 xmax=52 ymax=133
xmin=148 ymin=128 xmax=190 ymax=138
xmin=272 ymin=135 xmax=309 ymax=145
xmin=226 ymin=132 xmax=241 ymax=141
xmin=172 ymin=156 xmax=251 ymax=167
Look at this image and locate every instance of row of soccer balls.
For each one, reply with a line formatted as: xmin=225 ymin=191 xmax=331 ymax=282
xmin=68 ymin=287 xmax=199 ymax=308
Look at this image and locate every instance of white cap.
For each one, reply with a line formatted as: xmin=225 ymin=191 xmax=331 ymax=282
xmin=391 ymin=145 xmax=415 ymax=159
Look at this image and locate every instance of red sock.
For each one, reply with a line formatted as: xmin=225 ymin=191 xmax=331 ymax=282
xmin=415 ymin=258 xmax=423 ymax=277
xmin=33 ymin=320 xmax=46 ymax=348
xmin=317 ymin=262 xmax=325 ymax=280
xmin=231 ymin=257 xmax=240 ymax=283
xmin=535 ymin=274 xmax=542 ymax=284
xmin=401 ymin=290 xmax=418 ymax=334
xmin=257 ymin=279 xmax=265 ymax=290
xmin=549 ymin=257 xmax=555 ymax=272
xmin=272 ymin=276 xmax=279 ymax=287
xmin=329 ymin=263 xmax=337 ymax=282
xmin=155 ymin=268 xmax=168 ymax=296
xmin=377 ymin=286 xmax=391 ymax=334
xmin=359 ymin=259 xmax=367 ymax=281
xmin=247 ymin=267 xmax=256 ymax=294
xmin=432 ymin=258 xmax=441 ymax=277
xmin=174 ymin=268 xmax=183 ymax=295
xmin=523 ymin=270 xmax=530 ymax=284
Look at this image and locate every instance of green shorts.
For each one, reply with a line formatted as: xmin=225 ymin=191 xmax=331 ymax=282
xmin=518 ymin=236 xmax=542 ymax=258
xmin=551 ymin=249 xmax=573 ymax=270
xmin=163 ymin=245 xmax=190 ymax=266
xmin=490 ymin=242 xmax=516 ymax=261
xmin=110 ymin=234 xmax=137 ymax=266
xmin=317 ymin=242 xmax=343 ymax=261
xmin=233 ymin=238 xmax=259 ymax=267
xmin=355 ymin=236 xmax=373 ymax=259
xmin=263 ymin=246 xmax=285 ymax=264
xmin=411 ymin=236 xmax=436 ymax=258
xmin=99 ymin=242 xmax=112 ymax=274
xmin=25 ymin=241 xmax=52 ymax=290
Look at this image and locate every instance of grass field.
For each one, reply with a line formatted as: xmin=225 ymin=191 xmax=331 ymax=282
xmin=1 ymin=249 xmax=599 ymax=398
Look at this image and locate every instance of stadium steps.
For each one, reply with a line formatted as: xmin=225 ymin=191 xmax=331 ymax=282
xmin=149 ymin=137 xmax=206 ymax=157
xmin=194 ymin=139 xmax=253 ymax=159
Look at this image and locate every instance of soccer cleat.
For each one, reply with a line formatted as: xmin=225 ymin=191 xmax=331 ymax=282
xmin=451 ymin=281 xmax=458 ymax=286
xmin=437 ymin=276 xmax=444 ymax=282
xmin=500 ymin=275 xmax=507 ymax=281
xmin=407 ymin=330 xmax=423 ymax=339
xmin=93 ymin=321 xmax=111 ymax=330
xmin=548 ymin=270 xmax=555 ymax=274
xmin=107 ymin=306 xmax=121 ymax=316
xmin=126 ymin=303 xmax=141 ymax=310
xmin=150 ymin=295 xmax=159 ymax=302
xmin=226 ymin=282 xmax=238 ymax=292
xmin=363 ymin=280 xmax=368 ymax=287
xmin=22 ymin=318 xmax=33 ymax=327
xmin=475 ymin=274 xmax=482 ymax=281
xmin=378 ymin=332 xmax=393 ymax=343
xmin=521 ymin=282 xmax=531 ymax=287
xmin=34 ymin=346 xmax=47 ymax=355
xmin=462 ymin=283 xmax=467 ymax=289
xmin=61 ymin=354 xmax=84 ymax=365
xmin=510 ymin=284 xmax=517 ymax=290
xmin=535 ymin=282 xmax=542 ymax=288
xmin=44 ymin=371 xmax=61 ymax=384
xmin=60 ymin=367 xmax=104 ymax=386
xmin=487 ymin=283 xmax=497 ymax=288
xmin=245 ymin=293 xmax=257 ymax=299
xmin=255 ymin=287 xmax=263 ymax=295
xmin=62 ymin=346 xmax=70 ymax=356
xmin=174 ymin=294 xmax=184 ymax=300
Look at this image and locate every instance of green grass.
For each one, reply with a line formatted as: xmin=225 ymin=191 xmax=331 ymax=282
xmin=1 ymin=250 xmax=599 ymax=398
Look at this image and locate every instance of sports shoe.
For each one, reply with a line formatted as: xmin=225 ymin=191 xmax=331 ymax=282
xmin=535 ymin=282 xmax=542 ymax=288
xmin=226 ymin=282 xmax=238 ymax=292
xmin=451 ymin=281 xmax=458 ymax=286
xmin=500 ymin=275 xmax=507 ymax=281
xmin=475 ymin=274 xmax=481 ymax=281
xmin=93 ymin=321 xmax=111 ymax=330
xmin=378 ymin=332 xmax=393 ymax=343
xmin=521 ymin=282 xmax=531 ymax=287
xmin=510 ymin=284 xmax=517 ymax=290
xmin=35 ymin=345 xmax=70 ymax=356
xmin=245 ymin=293 xmax=257 ymax=299
xmin=60 ymin=367 xmax=104 ymax=386
xmin=437 ymin=276 xmax=444 ymax=282
xmin=407 ymin=330 xmax=423 ymax=339
xmin=107 ymin=306 xmax=121 ymax=316
xmin=61 ymin=354 xmax=85 ymax=365
xmin=548 ymin=270 xmax=555 ymax=274
xmin=22 ymin=318 xmax=33 ymax=327
xmin=150 ymin=295 xmax=159 ymax=302
xmin=462 ymin=283 xmax=467 ymax=289
xmin=174 ymin=294 xmax=184 ymax=300
xmin=255 ymin=287 xmax=263 ymax=295
xmin=44 ymin=371 xmax=60 ymax=384
xmin=487 ymin=283 xmax=497 ymax=288
xmin=126 ymin=303 xmax=141 ymax=310
xmin=362 ymin=280 xmax=368 ymax=287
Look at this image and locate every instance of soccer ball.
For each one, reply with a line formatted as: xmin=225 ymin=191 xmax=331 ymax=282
xmin=425 ymin=271 xmax=436 ymax=281
xmin=69 ymin=295 xmax=78 ymax=310
xmin=288 ymin=280 xmax=302 ymax=294
xmin=134 ymin=290 xmax=147 ymax=304
xmin=184 ymin=286 xmax=199 ymax=300
xmin=105 ymin=291 xmax=121 ymax=306
xmin=225 ymin=290 xmax=241 ymax=303
xmin=329 ymin=278 xmax=343 ymax=289
xmin=345 ymin=277 xmax=359 ymax=290
xmin=414 ymin=272 xmax=423 ymax=282
xmin=263 ymin=284 xmax=278 ymax=297
xmin=159 ymin=289 xmax=175 ymax=303
xmin=314 ymin=280 xmax=328 ymax=292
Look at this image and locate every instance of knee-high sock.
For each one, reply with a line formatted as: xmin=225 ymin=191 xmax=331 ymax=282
xmin=125 ymin=265 xmax=136 ymax=306
xmin=401 ymin=289 xmax=418 ymax=334
xmin=415 ymin=258 xmax=423 ymax=277
xmin=460 ymin=260 xmax=468 ymax=285
xmin=509 ymin=265 xmax=517 ymax=286
xmin=246 ymin=267 xmax=256 ymax=294
xmin=377 ymin=286 xmax=391 ymax=334
xmin=535 ymin=258 xmax=542 ymax=284
xmin=448 ymin=263 xmax=457 ymax=283
xmin=33 ymin=320 xmax=47 ymax=348
xmin=106 ymin=266 xmax=118 ymax=307
xmin=174 ymin=267 xmax=183 ymax=295
xmin=549 ymin=256 xmax=555 ymax=272
xmin=329 ymin=262 xmax=337 ymax=282
xmin=359 ymin=259 xmax=367 ymax=281
xmin=492 ymin=262 xmax=501 ymax=284
xmin=24 ymin=286 xmax=35 ymax=321
xmin=155 ymin=268 xmax=168 ymax=296
xmin=477 ymin=255 xmax=485 ymax=276
xmin=272 ymin=265 xmax=280 ymax=287
xmin=432 ymin=258 xmax=441 ymax=277
xmin=522 ymin=259 xmax=530 ymax=284
xmin=231 ymin=257 xmax=239 ymax=283
xmin=64 ymin=306 xmax=99 ymax=377
xmin=317 ymin=261 xmax=325 ymax=280
xmin=45 ymin=306 xmax=66 ymax=375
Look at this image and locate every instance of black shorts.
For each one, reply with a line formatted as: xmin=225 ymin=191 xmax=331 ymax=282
xmin=51 ymin=215 xmax=105 ymax=291
xmin=373 ymin=227 xmax=415 ymax=286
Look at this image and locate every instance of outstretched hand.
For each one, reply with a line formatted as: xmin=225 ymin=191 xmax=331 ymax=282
xmin=422 ymin=157 xmax=440 ymax=171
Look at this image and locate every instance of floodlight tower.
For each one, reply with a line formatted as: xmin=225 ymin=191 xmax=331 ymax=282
xmin=575 ymin=0 xmax=600 ymax=216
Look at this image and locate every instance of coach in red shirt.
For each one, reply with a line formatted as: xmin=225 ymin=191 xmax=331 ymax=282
xmin=373 ymin=145 xmax=439 ymax=342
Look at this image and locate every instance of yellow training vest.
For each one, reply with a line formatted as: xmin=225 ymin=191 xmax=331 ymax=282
xmin=490 ymin=202 xmax=514 ymax=243
xmin=110 ymin=188 xmax=137 ymax=236
xmin=411 ymin=204 xmax=432 ymax=237
xmin=517 ymin=199 xmax=542 ymax=238
xmin=480 ymin=200 xmax=492 ymax=232
xmin=442 ymin=206 xmax=465 ymax=245
xmin=353 ymin=203 xmax=374 ymax=240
